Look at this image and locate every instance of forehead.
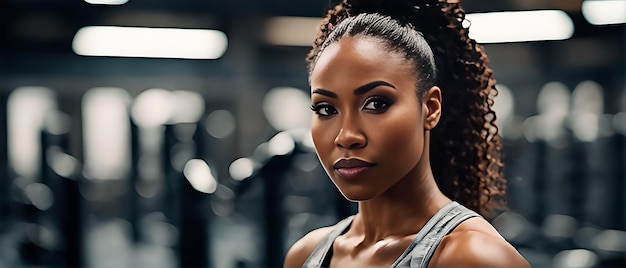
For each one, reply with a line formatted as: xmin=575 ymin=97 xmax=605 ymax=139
xmin=309 ymin=36 xmax=414 ymax=88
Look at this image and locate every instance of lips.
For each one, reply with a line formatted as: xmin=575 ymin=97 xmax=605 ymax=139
xmin=333 ymin=158 xmax=374 ymax=169
xmin=333 ymin=158 xmax=375 ymax=179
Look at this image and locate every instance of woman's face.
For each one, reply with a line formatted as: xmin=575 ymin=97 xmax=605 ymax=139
xmin=309 ymin=36 xmax=434 ymax=201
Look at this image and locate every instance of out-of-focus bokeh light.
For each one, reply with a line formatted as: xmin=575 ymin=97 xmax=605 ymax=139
xmin=136 ymin=155 xmax=163 ymax=199
xmin=24 ymin=223 xmax=59 ymax=251
xmin=582 ymin=0 xmax=626 ymax=25
xmin=263 ymin=87 xmax=311 ymax=131
xmin=23 ymin=183 xmax=54 ymax=211
xmin=7 ymin=87 xmax=57 ymax=179
xmin=613 ymin=112 xmax=626 ymax=135
xmin=169 ymin=90 xmax=205 ymax=124
xmin=85 ymin=217 xmax=177 ymax=268
xmin=205 ymin=109 xmax=236 ymax=139
xmin=493 ymin=84 xmax=515 ymax=124
xmin=264 ymin=17 xmax=321 ymax=46
xmin=268 ymin=131 xmax=295 ymax=156
xmin=131 ymin=88 xmax=172 ymax=128
xmin=252 ymin=142 xmax=271 ymax=163
xmin=229 ymin=157 xmax=255 ymax=181
xmin=72 ymin=26 xmax=228 ymax=59
xmin=493 ymin=211 xmax=533 ymax=244
xmin=466 ymin=10 xmax=574 ymax=43
xmin=591 ymin=229 xmax=626 ymax=252
xmin=552 ymin=249 xmax=598 ymax=268
xmin=131 ymin=88 xmax=205 ymax=128
xmin=183 ymin=159 xmax=217 ymax=194
xmin=82 ymin=87 xmax=132 ymax=180
xmin=293 ymin=154 xmax=319 ymax=173
xmin=301 ymin=131 xmax=316 ymax=151
xmin=570 ymin=81 xmax=604 ymax=142
xmin=572 ymin=81 xmax=604 ymax=117
xmin=523 ymin=82 xmax=570 ymax=145
xmin=543 ymin=214 xmax=578 ymax=241
xmin=46 ymin=146 xmax=81 ymax=179
xmin=211 ymin=185 xmax=236 ymax=217
xmin=43 ymin=111 xmax=72 ymax=136
xmin=537 ymin=82 xmax=570 ymax=118
xmin=140 ymin=212 xmax=179 ymax=246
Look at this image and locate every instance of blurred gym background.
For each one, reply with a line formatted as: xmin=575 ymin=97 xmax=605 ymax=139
xmin=0 ymin=0 xmax=624 ymax=267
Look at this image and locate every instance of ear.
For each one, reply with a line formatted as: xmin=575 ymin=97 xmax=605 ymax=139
xmin=422 ymin=86 xmax=442 ymax=130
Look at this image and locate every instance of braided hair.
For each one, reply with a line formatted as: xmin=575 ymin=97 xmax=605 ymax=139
xmin=307 ymin=0 xmax=505 ymax=217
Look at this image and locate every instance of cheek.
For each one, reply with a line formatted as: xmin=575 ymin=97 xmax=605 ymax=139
xmin=311 ymin=119 xmax=334 ymax=160
xmin=369 ymin=108 xmax=424 ymax=158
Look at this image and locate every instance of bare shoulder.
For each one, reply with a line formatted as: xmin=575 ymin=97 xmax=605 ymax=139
xmin=283 ymin=226 xmax=334 ymax=268
xmin=429 ymin=217 xmax=530 ymax=268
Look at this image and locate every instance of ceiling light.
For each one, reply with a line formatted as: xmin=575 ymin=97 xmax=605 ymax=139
xmin=466 ymin=10 xmax=574 ymax=43
xmin=582 ymin=0 xmax=626 ymax=25
xmin=72 ymin=26 xmax=228 ymax=59
xmin=84 ymin=0 xmax=128 ymax=5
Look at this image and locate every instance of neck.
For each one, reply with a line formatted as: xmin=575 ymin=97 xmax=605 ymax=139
xmin=349 ymin=132 xmax=451 ymax=243
xmin=351 ymin=164 xmax=451 ymax=243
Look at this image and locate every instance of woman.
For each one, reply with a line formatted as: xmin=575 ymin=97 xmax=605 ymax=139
xmin=284 ymin=0 xmax=530 ymax=267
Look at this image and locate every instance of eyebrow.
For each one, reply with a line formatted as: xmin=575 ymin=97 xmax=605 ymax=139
xmin=311 ymin=88 xmax=337 ymax=98
xmin=354 ymin=81 xmax=396 ymax=95
xmin=312 ymin=80 xmax=396 ymax=98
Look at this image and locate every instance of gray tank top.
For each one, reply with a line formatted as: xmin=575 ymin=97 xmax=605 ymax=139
xmin=302 ymin=201 xmax=481 ymax=268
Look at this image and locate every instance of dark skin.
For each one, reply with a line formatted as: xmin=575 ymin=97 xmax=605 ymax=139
xmin=284 ymin=36 xmax=530 ymax=267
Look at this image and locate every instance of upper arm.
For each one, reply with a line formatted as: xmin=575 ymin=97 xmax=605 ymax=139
xmin=429 ymin=229 xmax=530 ymax=268
xmin=283 ymin=227 xmax=334 ymax=268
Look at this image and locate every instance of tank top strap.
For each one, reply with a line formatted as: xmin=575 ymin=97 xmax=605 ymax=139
xmin=391 ymin=201 xmax=481 ymax=268
xmin=302 ymin=202 xmax=480 ymax=268
xmin=302 ymin=215 xmax=355 ymax=268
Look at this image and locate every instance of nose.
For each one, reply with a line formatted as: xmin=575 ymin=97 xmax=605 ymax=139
xmin=334 ymin=118 xmax=366 ymax=149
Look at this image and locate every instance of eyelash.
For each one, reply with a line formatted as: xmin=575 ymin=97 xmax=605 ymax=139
xmin=310 ymin=103 xmax=337 ymax=117
xmin=363 ymin=96 xmax=392 ymax=112
xmin=310 ymin=96 xmax=393 ymax=117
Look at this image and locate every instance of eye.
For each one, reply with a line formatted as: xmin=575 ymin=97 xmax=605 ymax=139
xmin=363 ymin=97 xmax=392 ymax=112
xmin=310 ymin=103 xmax=338 ymax=117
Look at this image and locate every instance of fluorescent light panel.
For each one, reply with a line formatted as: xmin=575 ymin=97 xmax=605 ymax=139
xmin=72 ymin=26 xmax=228 ymax=59
xmin=466 ymin=10 xmax=574 ymax=43
xmin=84 ymin=0 xmax=128 ymax=5
xmin=265 ymin=10 xmax=575 ymax=46
xmin=582 ymin=0 xmax=626 ymax=25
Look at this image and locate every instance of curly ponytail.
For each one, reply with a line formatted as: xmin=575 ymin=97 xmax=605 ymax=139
xmin=307 ymin=0 xmax=505 ymax=217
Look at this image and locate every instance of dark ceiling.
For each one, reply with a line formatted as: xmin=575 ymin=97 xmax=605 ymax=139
xmin=0 ymin=0 xmax=616 ymax=53
xmin=0 ymin=0 xmax=623 ymax=82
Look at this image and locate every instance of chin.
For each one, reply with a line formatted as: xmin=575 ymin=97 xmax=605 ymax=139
xmin=336 ymin=187 xmax=379 ymax=202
